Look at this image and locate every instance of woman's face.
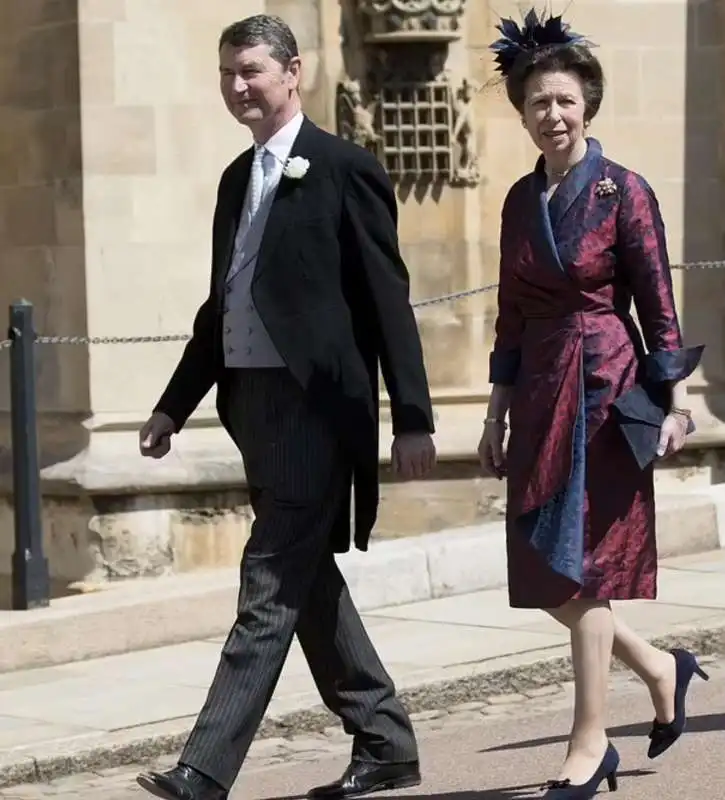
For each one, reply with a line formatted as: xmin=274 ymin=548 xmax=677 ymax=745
xmin=522 ymin=70 xmax=587 ymax=160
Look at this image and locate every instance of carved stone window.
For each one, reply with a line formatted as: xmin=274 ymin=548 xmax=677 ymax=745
xmin=358 ymin=0 xmax=466 ymax=43
xmin=337 ymin=0 xmax=479 ymax=186
xmin=377 ymin=81 xmax=452 ymax=181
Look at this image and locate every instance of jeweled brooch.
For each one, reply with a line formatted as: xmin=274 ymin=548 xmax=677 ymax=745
xmin=595 ymin=177 xmax=617 ymax=197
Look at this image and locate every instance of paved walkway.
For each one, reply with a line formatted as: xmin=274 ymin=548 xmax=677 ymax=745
xmin=0 ymin=550 xmax=724 ymax=784
xmin=4 ymin=652 xmax=724 ymax=798
xmin=242 ymin=655 xmax=725 ymax=800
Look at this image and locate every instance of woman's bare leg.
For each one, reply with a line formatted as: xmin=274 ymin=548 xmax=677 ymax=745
xmin=550 ymin=600 xmax=613 ymax=784
xmin=547 ymin=605 xmax=676 ymax=723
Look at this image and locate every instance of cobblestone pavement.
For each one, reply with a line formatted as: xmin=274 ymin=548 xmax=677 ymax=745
xmin=2 ymin=657 xmax=723 ymax=799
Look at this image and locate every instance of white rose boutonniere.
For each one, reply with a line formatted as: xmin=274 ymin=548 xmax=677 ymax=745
xmin=283 ymin=156 xmax=310 ymax=180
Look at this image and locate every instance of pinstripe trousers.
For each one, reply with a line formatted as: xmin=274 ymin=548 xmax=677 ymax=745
xmin=180 ymin=368 xmax=418 ymax=790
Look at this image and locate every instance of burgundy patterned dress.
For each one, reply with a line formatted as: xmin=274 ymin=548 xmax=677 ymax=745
xmin=490 ymin=138 xmax=703 ymax=609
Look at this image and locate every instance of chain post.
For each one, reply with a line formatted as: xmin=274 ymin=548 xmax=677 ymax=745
xmin=8 ymin=300 xmax=50 ymax=610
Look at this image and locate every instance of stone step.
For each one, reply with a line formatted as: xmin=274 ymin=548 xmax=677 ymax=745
xmin=3 ymin=486 xmax=723 ymax=675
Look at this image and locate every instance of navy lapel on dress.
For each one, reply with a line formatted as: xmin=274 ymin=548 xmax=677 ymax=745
xmin=529 ymin=165 xmax=566 ymax=275
xmin=530 ymin=138 xmax=604 ymax=276
xmin=253 ymin=116 xmax=318 ymax=283
xmin=214 ymin=148 xmax=252 ymax=298
xmin=548 ymin=138 xmax=603 ymax=232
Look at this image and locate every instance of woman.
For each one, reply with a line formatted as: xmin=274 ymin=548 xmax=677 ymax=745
xmin=478 ymin=11 xmax=709 ymax=799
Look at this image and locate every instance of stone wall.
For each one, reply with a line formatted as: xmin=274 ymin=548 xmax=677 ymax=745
xmin=0 ymin=1 xmax=89 ymax=462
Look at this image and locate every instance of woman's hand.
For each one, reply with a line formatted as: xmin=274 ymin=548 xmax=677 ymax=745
xmin=656 ymin=411 xmax=690 ymax=458
xmin=478 ymin=420 xmax=507 ymax=479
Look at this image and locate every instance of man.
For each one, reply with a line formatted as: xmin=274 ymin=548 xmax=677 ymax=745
xmin=136 ymin=14 xmax=436 ymax=800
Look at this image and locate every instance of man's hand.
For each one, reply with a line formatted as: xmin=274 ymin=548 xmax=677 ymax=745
xmin=391 ymin=433 xmax=436 ymax=480
xmin=139 ymin=412 xmax=176 ymax=459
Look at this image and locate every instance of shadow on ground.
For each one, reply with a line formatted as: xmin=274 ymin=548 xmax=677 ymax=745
xmin=477 ymin=712 xmax=725 ymax=754
xmin=266 ymin=771 xmax=655 ymax=800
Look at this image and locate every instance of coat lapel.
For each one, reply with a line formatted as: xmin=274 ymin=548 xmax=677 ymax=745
xmin=253 ymin=116 xmax=320 ymax=283
xmin=531 ymin=137 xmax=604 ymax=276
xmin=528 ymin=172 xmax=565 ymax=275
xmin=547 ymin=137 xmax=603 ymax=231
xmin=214 ymin=148 xmax=252 ymax=297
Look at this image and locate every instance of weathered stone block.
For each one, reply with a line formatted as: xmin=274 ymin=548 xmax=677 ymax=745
xmin=78 ymin=0 xmax=128 ymax=24
xmin=265 ymin=0 xmax=322 ymax=50
xmin=82 ymin=106 xmax=158 ymax=175
xmin=78 ymin=22 xmax=117 ymax=106
xmin=2 ymin=185 xmax=58 ymax=246
xmin=0 ymin=488 xmax=254 ymax=586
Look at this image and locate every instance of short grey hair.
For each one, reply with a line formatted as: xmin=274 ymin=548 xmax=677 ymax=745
xmin=218 ymin=15 xmax=299 ymax=66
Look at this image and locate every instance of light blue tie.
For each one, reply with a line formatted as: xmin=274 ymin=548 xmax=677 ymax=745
xmin=248 ymin=144 xmax=266 ymax=220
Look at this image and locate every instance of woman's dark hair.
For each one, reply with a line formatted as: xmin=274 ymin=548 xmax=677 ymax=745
xmin=505 ymin=44 xmax=605 ymax=121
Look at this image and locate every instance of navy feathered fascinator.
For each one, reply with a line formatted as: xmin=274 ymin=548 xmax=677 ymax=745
xmin=489 ymin=8 xmax=590 ymax=77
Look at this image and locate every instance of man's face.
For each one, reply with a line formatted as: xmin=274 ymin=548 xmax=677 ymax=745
xmin=219 ymin=42 xmax=300 ymax=128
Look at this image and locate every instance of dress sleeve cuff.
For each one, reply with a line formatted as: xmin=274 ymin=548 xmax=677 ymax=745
xmin=489 ymin=347 xmax=521 ymax=386
xmin=644 ymin=345 xmax=705 ymax=383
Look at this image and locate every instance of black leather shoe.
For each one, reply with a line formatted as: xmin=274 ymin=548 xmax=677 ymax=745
xmin=136 ymin=764 xmax=227 ymax=800
xmin=307 ymin=760 xmax=421 ymax=798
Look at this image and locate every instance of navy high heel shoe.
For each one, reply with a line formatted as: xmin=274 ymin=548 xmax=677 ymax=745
xmin=647 ymin=647 xmax=709 ymax=759
xmin=543 ymin=741 xmax=620 ymax=799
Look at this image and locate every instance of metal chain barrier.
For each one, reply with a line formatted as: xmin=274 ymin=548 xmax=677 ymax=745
xmin=2 ymin=257 xmax=725 ymax=611
xmin=2 ymin=260 xmax=725 ymax=351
